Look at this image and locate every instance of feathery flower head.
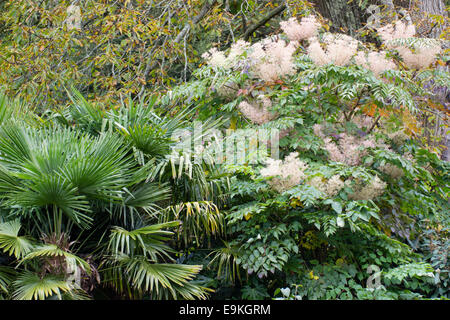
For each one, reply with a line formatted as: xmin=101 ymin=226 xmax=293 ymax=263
xmin=280 ymin=16 xmax=320 ymax=42
xmin=307 ymin=33 xmax=358 ymax=66
xmin=348 ymin=175 xmax=387 ymax=200
xmin=260 ymin=152 xmax=308 ymax=192
xmin=355 ymin=51 xmax=397 ymax=77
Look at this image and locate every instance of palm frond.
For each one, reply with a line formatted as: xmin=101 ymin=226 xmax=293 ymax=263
xmin=161 ymin=201 xmax=224 ymax=246
xmin=0 ymin=90 xmax=28 ymax=125
xmin=108 ymin=221 xmax=179 ymax=260
xmin=0 ymin=220 xmax=34 ymax=259
xmin=60 ymin=133 xmax=132 ymax=202
xmin=103 ymin=254 xmax=205 ymax=300
xmin=12 ymin=271 xmax=83 ymax=300
xmin=20 ymin=244 xmax=91 ymax=274
xmin=66 ymin=88 xmax=105 ymax=134
xmin=207 ymin=241 xmax=241 ymax=284
xmin=0 ymin=266 xmax=16 ymax=295
xmin=0 ymin=124 xmax=32 ymax=169
xmin=123 ymin=182 xmax=171 ymax=211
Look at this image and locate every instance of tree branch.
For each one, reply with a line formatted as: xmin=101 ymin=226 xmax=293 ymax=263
xmin=368 ymin=115 xmax=382 ymax=133
xmin=174 ymin=1 xmax=216 ymax=43
xmin=243 ymin=4 xmax=286 ymax=40
xmin=139 ymin=1 xmax=216 ymax=97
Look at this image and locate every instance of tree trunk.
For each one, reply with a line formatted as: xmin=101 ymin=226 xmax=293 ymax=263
xmin=416 ymin=1 xmax=449 ymax=161
xmin=310 ymin=0 xmax=369 ymax=35
xmin=414 ymin=0 xmax=447 ymax=38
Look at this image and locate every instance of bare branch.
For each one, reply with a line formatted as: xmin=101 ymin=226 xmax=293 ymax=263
xmin=243 ymin=4 xmax=286 ymax=40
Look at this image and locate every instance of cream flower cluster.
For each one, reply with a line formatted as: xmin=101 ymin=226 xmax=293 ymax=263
xmin=260 ymin=152 xmax=308 ymax=192
xmin=307 ymin=33 xmax=358 ymax=66
xmin=202 ymin=36 xmax=298 ymax=83
xmin=314 ymin=119 xmax=394 ymax=166
xmin=323 ymin=134 xmax=377 ymax=166
xmin=377 ymin=21 xmax=416 ymax=42
xmin=249 ymin=38 xmax=298 ymax=83
xmin=395 ymin=45 xmax=441 ymax=70
xmin=388 ymin=130 xmax=409 ymax=145
xmin=377 ymin=21 xmax=441 ymax=69
xmin=354 ymin=51 xmax=397 ymax=77
xmin=307 ymin=174 xmax=345 ymax=198
xmin=379 ymin=163 xmax=404 ymax=179
xmin=202 ymin=47 xmax=228 ymax=68
xmin=280 ymin=16 xmax=320 ymax=42
xmin=238 ymin=95 xmax=277 ymax=125
xmin=348 ymin=114 xmax=375 ymax=131
xmin=348 ymin=175 xmax=387 ymax=200
xmin=202 ymin=40 xmax=250 ymax=69
xmin=314 ymin=124 xmax=377 ymax=166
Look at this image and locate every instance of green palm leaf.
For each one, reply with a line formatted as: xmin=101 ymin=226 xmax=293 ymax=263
xmin=21 ymin=244 xmax=91 ymax=274
xmin=207 ymin=241 xmax=241 ymax=283
xmin=12 ymin=272 xmax=79 ymax=300
xmin=0 ymin=220 xmax=34 ymax=259
xmin=0 ymin=266 xmax=15 ymax=295
xmin=122 ymin=182 xmax=171 ymax=212
xmin=104 ymin=254 xmax=205 ymax=299
xmin=161 ymin=201 xmax=224 ymax=246
xmin=108 ymin=221 xmax=179 ymax=260
xmin=0 ymin=90 xmax=28 ymax=125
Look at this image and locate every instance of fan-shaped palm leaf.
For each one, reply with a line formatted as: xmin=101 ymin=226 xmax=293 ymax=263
xmin=207 ymin=241 xmax=241 ymax=283
xmin=12 ymin=271 xmax=81 ymax=300
xmin=0 ymin=266 xmax=15 ymax=295
xmin=122 ymin=182 xmax=171 ymax=212
xmin=161 ymin=201 xmax=224 ymax=246
xmin=108 ymin=221 xmax=179 ymax=260
xmin=20 ymin=244 xmax=91 ymax=274
xmin=65 ymin=88 xmax=106 ymax=134
xmin=59 ymin=133 xmax=133 ymax=202
xmin=0 ymin=90 xmax=28 ymax=125
xmin=0 ymin=220 xmax=34 ymax=259
xmin=104 ymin=254 xmax=205 ymax=300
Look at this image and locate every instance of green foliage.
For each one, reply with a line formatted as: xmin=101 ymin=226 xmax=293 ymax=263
xmin=0 ymin=1 xmax=448 ymax=302
xmin=0 ymin=0 xmax=310 ymax=108
xmin=163 ymin=12 xmax=450 ymax=301
xmin=0 ymin=91 xmax=230 ymax=299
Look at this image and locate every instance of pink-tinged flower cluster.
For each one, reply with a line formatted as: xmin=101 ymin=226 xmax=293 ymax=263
xmin=202 ymin=47 xmax=228 ymax=68
xmin=348 ymin=175 xmax=387 ymax=200
xmin=324 ymin=134 xmax=377 ymax=166
xmin=377 ymin=21 xmax=416 ymax=42
xmin=314 ymin=124 xmax=379 ymax=166
xmin=260 ymin=152 xmax=308 ymax=192
xmin=280 ymin=16 xmax=320 ymax=41
xmin=307 ymin=33 xmax=358 ymax=66
xmin=355 ymin=51 xmax=397 ymax=77
xmin=379 ymin=163 xmax=404 ymax=179
xmin=202 ymin=40 xmax=251 ymax=69
xmin=307 ymin=174 xmax=345 ymax=198
xmin=228 ymin=40 xmax=251 ymax=64
xmin=249 ymin=38 xmax=298 ymax=83
xmin=388 ymin=130 xmax=409 ymax=145
xmin=203 ymin=36 xmax=298 ymax=83
xmin=377 ymin=21 xmax=441 ymax=69
xmin=395 ymin=45 xmax=441 ymax=69
xmin=238 ymin=95 xmax=277 ymax=125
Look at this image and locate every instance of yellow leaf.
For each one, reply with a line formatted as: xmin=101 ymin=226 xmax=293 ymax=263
xmin=229 ymin=116 xmax=237 ymax=130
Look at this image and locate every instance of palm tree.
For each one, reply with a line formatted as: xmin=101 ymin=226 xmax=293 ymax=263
xmin=0 ymin=90 xmax=228 ymax=299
